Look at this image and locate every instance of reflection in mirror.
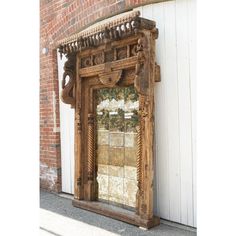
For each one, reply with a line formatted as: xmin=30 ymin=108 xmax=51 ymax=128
xmin=96 ymin=86 xmax=139 ymax=210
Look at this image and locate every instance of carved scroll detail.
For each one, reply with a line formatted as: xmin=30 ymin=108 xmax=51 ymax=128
xmin=61 ymin=55 xmax=76 ymax=108
xmin=117 ymin=47 xmax=127 ymax=60
xmin=94 ymin=53 xmax=105 ymax=65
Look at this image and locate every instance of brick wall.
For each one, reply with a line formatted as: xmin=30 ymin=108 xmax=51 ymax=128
xmin=40 ymin=0 xmax=166 ymax=192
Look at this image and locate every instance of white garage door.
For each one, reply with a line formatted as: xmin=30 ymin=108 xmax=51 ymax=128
xmin=58 ymin=0 xmax=196 ymax=227
xmin=57 ymin=54 xmax=74 ymax=195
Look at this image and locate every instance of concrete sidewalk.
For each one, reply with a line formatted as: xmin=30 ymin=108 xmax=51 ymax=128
xmin=40 ymin=190 xmax=196 ymax=236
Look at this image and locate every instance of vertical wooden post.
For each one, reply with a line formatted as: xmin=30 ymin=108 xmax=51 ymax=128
xmin=87 ymin=113 xmax=95 ymax=200
xmin=74 ymin=56 xmax=84 ymax=200
xmin=134 ymin=29 xmax=157 ymax=220
xmin=75 ymin=108 xmax=83 ymax=199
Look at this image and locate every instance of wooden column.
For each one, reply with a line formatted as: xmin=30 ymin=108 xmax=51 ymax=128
xmin=86 ymin=113 xmax=95 ymax=200
xmin=74 ymin=55 xmax=83 ymax=200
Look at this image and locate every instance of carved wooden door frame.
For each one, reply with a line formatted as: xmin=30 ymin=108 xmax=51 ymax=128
xmin=58 ymin=11 xmax=160 ymax=229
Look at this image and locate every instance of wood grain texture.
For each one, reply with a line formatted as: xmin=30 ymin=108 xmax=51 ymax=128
xmin=59 ymin=12 xmax=160 ymax=228
xmin=59 ymin=0 xmax=196 ymax=227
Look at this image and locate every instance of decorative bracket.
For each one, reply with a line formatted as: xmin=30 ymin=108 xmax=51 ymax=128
xmin=61 ymin=54 xmax=76 ymax=108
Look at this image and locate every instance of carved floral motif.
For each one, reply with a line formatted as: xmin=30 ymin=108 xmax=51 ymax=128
xmin=94 ymin=53 xmax=104 ymax=65
xmin=81 ymin=56 xmax=92 ymax=68
xmin=117 ymin=47 xmax=127 ymax=60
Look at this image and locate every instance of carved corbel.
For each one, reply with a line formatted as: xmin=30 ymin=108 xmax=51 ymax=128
xmin=61 ymin=54 xmax=76 ymax=108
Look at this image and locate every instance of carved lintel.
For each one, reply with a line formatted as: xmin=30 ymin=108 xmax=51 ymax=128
xmin=61 ymin=54 xmax=76 ymax=108
xmin=98 ymin=70 xmax=122 ymax=86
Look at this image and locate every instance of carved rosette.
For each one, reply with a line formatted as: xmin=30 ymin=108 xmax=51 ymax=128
xmin=94 ymin=53 xmax=105 ymax=65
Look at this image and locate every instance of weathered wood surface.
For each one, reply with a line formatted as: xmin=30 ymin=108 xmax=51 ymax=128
xmin=72 ymin=199 xmax=160 ymax=229
xmin=59 ymin=10 xmax=160 ymax=229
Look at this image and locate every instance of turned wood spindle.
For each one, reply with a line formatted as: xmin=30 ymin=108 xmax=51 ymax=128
xmin=87 ymin=113 xmax=94 ymax=180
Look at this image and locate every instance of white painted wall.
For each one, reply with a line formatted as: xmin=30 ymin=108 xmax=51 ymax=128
xmin=58 ymin=0 xmax=196 ymax=227
xmin=57 ymin=54 xmax=74 ymax=194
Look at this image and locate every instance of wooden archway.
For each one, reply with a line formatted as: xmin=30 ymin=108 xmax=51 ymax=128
xmin=58 ymin=11 xmax=160 ymax=229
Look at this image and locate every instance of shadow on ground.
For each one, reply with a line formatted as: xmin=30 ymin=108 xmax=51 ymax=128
xmin=40 ymin=190 xmax=196 ymax=236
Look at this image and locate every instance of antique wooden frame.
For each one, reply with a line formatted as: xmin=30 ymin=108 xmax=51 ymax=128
xmin=58 ymin=11 xmax=160 ymax=229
